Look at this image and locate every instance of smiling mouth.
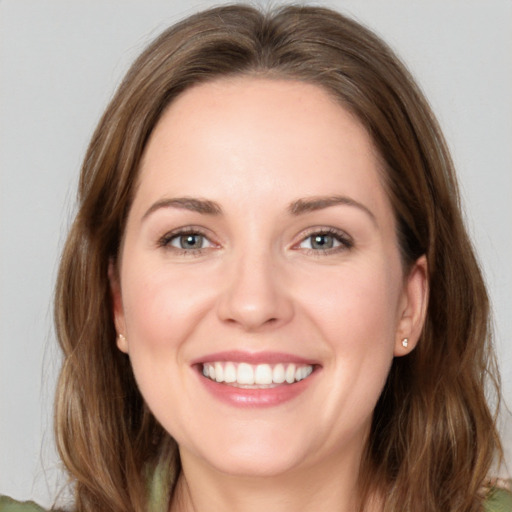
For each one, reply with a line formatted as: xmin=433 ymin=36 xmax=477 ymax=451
xmin=201 ymin=362 xmax=314 ymax=388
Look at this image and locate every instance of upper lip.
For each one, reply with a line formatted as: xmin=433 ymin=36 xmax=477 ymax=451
xmin=191 ymin=350 xmax=320 ymax=366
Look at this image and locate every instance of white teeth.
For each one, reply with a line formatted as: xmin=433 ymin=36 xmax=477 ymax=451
xmin=201 ymin=361 xmax=314 ymax=386
xmin=255 ymin=364 xmax=273 ymax=385
xmin=285 ymin=363 xmax=296 ymax=383
xmin=295 ymin=366 xmax=313 ymax=381
xmin=224 ymin=362 xmax=237 ymax=383
xmin=237 ymin=363 xmax=255 ymax=385
xmin=214 ymin=362 xmax=224 ymax=383
xmin=272 ymin=364 xmax=286 ymax=384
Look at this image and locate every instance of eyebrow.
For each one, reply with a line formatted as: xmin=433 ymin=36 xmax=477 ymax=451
xmin=142 ymin=197 xmax=223 ymax=220
xmin=142 ymin=194 xmax=376 ymax=225
xmin=288 ymin=195 xmax=377 ymax=225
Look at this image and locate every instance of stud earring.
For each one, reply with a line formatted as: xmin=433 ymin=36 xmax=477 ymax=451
xmin=118 ymin=333 xmax=126 ymax=342
xmin=401 ymin=338 xmax=409 ymax=348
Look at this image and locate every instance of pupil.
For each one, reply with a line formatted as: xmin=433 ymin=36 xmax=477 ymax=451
xmin=181 ymin=234 xmax=202 ymax=249
xmin=312 ymin=235 xmax=333 ymax=249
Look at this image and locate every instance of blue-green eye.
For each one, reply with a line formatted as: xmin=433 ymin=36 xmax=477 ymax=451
xmin=298 ymin=230 xmax=352 ymax=252
xmin=305 ymin=234 xmax=337 ymax=250
xmin=158 ymin=229 xmax=214 ymax=253
xmin=169 ymin=233 xmax=211 ymax=250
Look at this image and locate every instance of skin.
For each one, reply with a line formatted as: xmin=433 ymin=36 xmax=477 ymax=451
xmin=111 ymin=77 xmax=428 ymax=512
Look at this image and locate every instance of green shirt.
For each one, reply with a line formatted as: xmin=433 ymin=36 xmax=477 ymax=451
xmin=0 ymin=498 xmax=45 ymax=512
xmin=484 ymin=487 xmax=512 ymax=512
xmin=1 ymin=487 xmax=511 ymax=511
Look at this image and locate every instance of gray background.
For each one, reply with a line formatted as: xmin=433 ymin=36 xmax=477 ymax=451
xmin=1 ymin=0 xmax=511 ymax=507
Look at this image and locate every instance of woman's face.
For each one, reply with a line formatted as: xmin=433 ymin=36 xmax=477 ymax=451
xmin=111 ymin=77 xmax=427 ymax=478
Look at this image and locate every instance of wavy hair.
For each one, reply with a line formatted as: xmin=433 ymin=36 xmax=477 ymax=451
xmin=54 ymin=4 xmax=502 ymax=511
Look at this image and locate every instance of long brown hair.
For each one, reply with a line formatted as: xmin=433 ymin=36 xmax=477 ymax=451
xmin=54 ymin=4 xmax=503 ymax=511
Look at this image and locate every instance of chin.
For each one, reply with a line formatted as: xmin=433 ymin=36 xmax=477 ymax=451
xmin=203 ymin=448 xmax=307 ymax=478
xmin=178 ymin=420 xmax=326 ymax=479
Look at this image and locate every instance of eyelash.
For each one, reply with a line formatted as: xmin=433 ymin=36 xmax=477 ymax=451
xmin=157 ymin=227 xmax=214 ymax=256
xmin=157 ymin=227 xmax=353 ymax=256
xmin=295 ymin=227 xmax=354 ymax=255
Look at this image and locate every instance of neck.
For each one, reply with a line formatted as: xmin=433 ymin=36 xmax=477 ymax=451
xmin=169 ymin=446 xmax=378 ymax=512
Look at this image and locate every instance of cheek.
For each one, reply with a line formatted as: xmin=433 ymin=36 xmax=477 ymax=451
xmin=295 ymin=258 xmax=402 ymax=417
xmin=119 ymin=263 xmax=207 ymax=424
xmin=121 ymin=261 xmax=214 ymax=350
xmin=297 ymin=260 xmax=403 ymax=350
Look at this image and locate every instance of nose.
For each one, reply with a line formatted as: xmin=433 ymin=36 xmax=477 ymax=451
xmin=216 ymin=249 xmax=294 ymax=331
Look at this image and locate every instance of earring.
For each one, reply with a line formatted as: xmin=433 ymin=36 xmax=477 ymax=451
xmin=401 ymin=338 xmax=409 ymax=348
xmin=118 ymin=333 xmax=126 ymax=342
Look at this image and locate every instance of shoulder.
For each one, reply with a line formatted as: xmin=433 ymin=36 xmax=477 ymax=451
xmin=484 ymin=486 xmax=512 ymax=512
xmin=0 ymin=496 xmax=47 ymax=512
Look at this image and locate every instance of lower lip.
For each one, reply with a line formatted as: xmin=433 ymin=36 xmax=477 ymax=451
xmin=197 ymin=370 xmax=318 ymax=408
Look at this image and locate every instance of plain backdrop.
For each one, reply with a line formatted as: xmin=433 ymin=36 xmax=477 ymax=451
xmin=1 ymin=0 xmax=511 ymax=507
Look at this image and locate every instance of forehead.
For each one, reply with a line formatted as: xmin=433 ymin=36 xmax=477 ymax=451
xmin=134 ymin=77 xmax=391 ymax=224
xmin=145 ymin=77 xmax=372 ymax=158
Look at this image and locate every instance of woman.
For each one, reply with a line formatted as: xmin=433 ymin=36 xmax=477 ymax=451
xmin=1 ymin=4 xmax=510 ymax=512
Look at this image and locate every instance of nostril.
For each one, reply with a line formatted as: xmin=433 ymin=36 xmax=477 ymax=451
xmin=216 ymin=268 xmax=294 ymax=330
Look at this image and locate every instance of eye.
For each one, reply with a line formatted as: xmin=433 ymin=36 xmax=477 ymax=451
xmin=170 ymin=233 xmax=210 ymax=250
xmin=297 ymin=228 xmax=353 ymax=253
xmin=158 ymin=229 xmax=215 ymax=253
xmin=301 ymin=233 xmax=339 ymax=250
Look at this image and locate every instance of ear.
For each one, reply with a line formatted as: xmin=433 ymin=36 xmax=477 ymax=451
xmin=394 ymin=255 xmax=429 ymax=356
xmin=108 ymin=260 xmax=128 ymax=353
